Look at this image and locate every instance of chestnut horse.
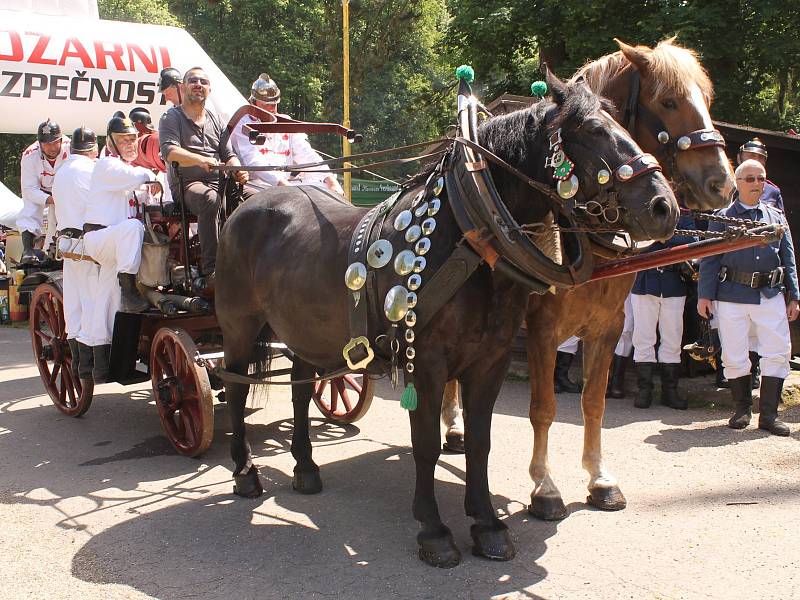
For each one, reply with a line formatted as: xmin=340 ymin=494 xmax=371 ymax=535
xmin=442 ymin=39 xmax=734 ymax=519
xmin=215 ymin=74 xmax=678 ymax=567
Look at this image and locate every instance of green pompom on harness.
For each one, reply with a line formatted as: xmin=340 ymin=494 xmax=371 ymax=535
xmin=531 ymin=80 xmax=548 ymax=98
xmin=455 ymin=64 xmax=475 ymax=84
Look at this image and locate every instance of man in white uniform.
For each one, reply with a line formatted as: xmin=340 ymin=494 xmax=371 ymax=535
xmin=698 ymin=160 xmax=799 ymax=436
xmin=80 ymin=115 xmax=158 ymax=382
xmin=52 ymin=127 xmax=99 ymax=384
xmin=18 ymin=119 xmax=70 ymax=262
xmin=230 ymin=73 xmax=343 ymax=194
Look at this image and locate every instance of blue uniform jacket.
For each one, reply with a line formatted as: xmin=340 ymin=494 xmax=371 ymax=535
xmin=632 ymin=214 xmax=698 ymax=298
xmin=698 ymin=197 xmax=799 ymax=304
xmin=761 ymin=181 xmax=783 ymax=212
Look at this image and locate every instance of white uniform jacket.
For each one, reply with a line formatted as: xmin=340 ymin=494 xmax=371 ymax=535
xmin=230 ymin=114 xmax=330 ymax=187
xmin=85 ymin=156 xmax=156 ymax=227
xmin=18 ymin=137 xmax=70 ymax=233
xmin=52 ymin=154 xmax=95 ymax=231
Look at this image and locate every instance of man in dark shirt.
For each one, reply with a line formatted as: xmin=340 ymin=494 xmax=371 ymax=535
xmin=159 ymin=67 xmax=255 ymax=277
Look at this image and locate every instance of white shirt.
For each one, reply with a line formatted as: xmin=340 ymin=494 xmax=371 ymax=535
xmin=52 ymin=154 xmax=95 ymax=231
xmin=84 ymin=156 xmax=155 ymax=227
xmin=230 ymin=114 xmax=329 ymax=187
xmin=20 ymin=137 xmax=71 ymax=207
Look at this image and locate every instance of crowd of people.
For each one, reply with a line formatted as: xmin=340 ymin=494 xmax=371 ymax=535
xmin=14 ymin=67 xmax=340 ymax=385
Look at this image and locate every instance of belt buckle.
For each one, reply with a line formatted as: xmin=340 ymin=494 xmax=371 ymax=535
xmin=718 ymin=268 xmax=727 ymax=283
xmin=342 ymin=336 xmax=374 ymax=370
xmin=751 ymin=272 xmax=760 ymax=288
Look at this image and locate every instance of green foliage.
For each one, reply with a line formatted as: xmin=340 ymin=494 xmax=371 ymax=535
xmin=446 ymin=0 xmax=800 ymax=131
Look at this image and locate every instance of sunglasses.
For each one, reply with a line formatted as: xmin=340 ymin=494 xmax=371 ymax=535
xmin=736 ymin=175 xmax=766 ymax=183
xmin=186 ymin=76 xmax=210 ymax=85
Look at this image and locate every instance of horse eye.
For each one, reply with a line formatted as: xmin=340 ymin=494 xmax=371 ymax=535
xmin=661 ymin=98 xmax=678 ymax=110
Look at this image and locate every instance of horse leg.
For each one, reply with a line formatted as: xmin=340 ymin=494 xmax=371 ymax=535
xmin=461 ymin=357 xmax=516 ymax=561
xmin=441 ymin=380 xmax=465 ymax=453
xmin=581 ymin=335 xmax=626 ymax=510
xmin=290 ymin=359 xmax=322 ymax=494
xmin=410 ymin=366 xmax=461 ymax=568
xmin=526 ymin=328 xmax=567 ymax=520
xmin=223 ymin=317 xmax=267 ymax=499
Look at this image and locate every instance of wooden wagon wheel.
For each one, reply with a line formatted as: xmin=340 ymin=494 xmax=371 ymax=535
xmin=29 ymin=282 xmax=93 ymax=417
xmin=150 ymin=327 xmax=214 ymax=457
xmin=312 ymin=374 xmax=374 ymax=424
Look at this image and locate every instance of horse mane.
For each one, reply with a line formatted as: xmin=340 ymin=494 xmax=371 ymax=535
xmin=479 ymin=80 xmax=606 ymax=164
xmin=571 ymin=38 xmax=714 ymax=103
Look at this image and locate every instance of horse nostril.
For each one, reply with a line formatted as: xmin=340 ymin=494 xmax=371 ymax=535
xmin=650 ymin=196 xmax=671 ymax=220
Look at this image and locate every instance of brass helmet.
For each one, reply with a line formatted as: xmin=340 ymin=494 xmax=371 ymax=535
xmin=71 ymin=126 xmax=98 ymax=152
xmin=249 ymin=73 xmax=281 ymax=104
xmin=738 ymin=137 xmax=768 ymax=160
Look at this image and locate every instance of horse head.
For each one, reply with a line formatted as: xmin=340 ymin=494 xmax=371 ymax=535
xmin=578 ymin=39 xmax=734 ymax=210
xmin=480 ymin=72 xmax=679 ymax=242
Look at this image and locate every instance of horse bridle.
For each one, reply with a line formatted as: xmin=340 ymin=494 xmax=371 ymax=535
xmin=543 ymin=124 xmax=662 ymax=226
xmin=623 ymin=69 xmax=726 ymax=183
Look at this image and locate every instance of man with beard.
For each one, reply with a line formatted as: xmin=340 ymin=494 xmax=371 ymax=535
xmin=18 ymin=119 xmax=70 ymax=262
xmin=79 ymin=115 xmax=158 ymax=383
xmin=159 ymin=67 xmax=254 ymax=282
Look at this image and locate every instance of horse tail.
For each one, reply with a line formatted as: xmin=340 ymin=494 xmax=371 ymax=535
xmin=247 ymin=323 xmax=275 ymax=408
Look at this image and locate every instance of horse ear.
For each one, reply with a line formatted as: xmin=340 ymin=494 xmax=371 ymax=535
xmin=614 ymin=38 xmax=651 ymax=74
xmin=542 ymin=64 xmax=567 ymax=105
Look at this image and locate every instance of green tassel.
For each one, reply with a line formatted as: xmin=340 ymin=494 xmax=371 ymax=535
xmin=530 ymin=80 xmax=548 ymax=98
xmin=455 ymin=64 xmax=475 ymax=84
xmin=400 ymin=382 xmax=418 ymax=411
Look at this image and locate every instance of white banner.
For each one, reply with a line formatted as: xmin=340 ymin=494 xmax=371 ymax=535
xmin=0 ymin=11 xmax=247 ymax=135
xmin=0 ymin=180 xmax=23 ymax=228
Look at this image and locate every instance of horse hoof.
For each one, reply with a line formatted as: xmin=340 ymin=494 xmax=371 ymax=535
xmin=233 ymin=467 xmax=263 ymax=498
xmin=292 ymin=470 xmax=323 ymax=495
xmin=418 ymin=533 xmax=461 ymax=568
xmin=471 ymin=522 xmax=515 ymax=561
xmin=528 ymin=495 xmax=568 ymax=521
xmin=442 ymin=431 xmax=465 ymax=454
xmin=587 ymin=486 xmax=627 ymax=511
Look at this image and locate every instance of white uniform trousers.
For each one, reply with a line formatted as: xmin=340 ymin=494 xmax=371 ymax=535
xmin=558 ymin=335 xmax=580 ymax=354
xmin=716 ymin=294 xmax=791 ymax=380
xmin=62 ymin=256 xmax=98 ymax=340
xmin=631 ymin=294 xmax=686 ymax=364
xmin=614 ymin=294 xmax=634 ymax=356
xmin=79 ymin=220 xmax=144 ymax=346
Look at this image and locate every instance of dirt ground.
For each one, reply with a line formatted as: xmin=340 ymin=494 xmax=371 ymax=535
xmin=1 ymin=325 xmax=799 ymax=600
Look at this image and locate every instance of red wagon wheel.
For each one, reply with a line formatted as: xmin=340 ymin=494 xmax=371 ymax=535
xmin=150 ymin=327 xmax=214 ymax=457
xmin=312 ymin=374 xmax=374 ymax=424
xmin=29 ymin=282 xmax=93 ymax=417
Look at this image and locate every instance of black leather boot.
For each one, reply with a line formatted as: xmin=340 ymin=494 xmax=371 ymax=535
xmin=727 ymin=375 xmax=752 ymax=429
xmin=634 ymin=362 xmax=656 ymax=408
xmin=21 ymin=230 xmax=39 ymax=263
xmin=607 ymin=354 xmax=628 ymax=399
xmin=92 ymin=344 xmax=111 ymax=384
xmin=660 ymin=363 xmax=687 ymax=410
xmin=118 ymin=273 xmax=150 ymax=313
xmin=77 ymin=341 xmax=94 ymax=381
xmin=554 ymin=351 xmax=582 ymax=394
xmin=758 ymin=376 xmax=790 ymax=436
xmin=67 ymin=338 xmax=80 ymax=381
xmin=749 ymin=352 xmax=761 ymax=390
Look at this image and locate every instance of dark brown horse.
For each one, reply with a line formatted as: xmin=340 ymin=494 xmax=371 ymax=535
xmin=214 ymin=74 xmax=679 ymax=567
xmin=443 ymin=39 xmax=734 ymax=519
